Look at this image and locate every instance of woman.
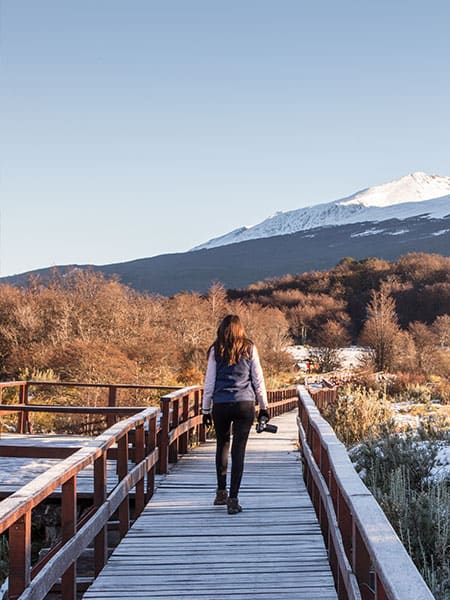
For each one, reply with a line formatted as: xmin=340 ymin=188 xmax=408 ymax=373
xmin=202 ymin=314 xmax=270 ymax=514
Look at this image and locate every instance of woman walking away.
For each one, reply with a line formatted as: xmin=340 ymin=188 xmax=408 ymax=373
xmin=202 ymin=314 xmax=270 ymax=514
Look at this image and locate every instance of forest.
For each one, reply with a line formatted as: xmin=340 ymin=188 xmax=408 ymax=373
xmin=0 ymin=252 xmax=448 ymax=387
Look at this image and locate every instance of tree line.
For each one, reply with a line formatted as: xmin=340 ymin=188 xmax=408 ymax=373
xmin=0 ymin=273 xmax=291 ymax=386
xmin=229 ymin=252 xmax=450 ymax=374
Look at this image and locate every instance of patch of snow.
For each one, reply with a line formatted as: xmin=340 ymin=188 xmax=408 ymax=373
xmin=385 ymin=229 xmax=409 ymax=235
xmin=287 ymin=345 xmax=367 ymax=370
xmin=351 ymin=228 xmax=385 ymax=238
xmin=430 ymin=445 xmax=450 ymax=483
xmin=340 ymin=171 xmax=450 ymax=208
xmin=431 ymin=228 xmax=450 ymax=236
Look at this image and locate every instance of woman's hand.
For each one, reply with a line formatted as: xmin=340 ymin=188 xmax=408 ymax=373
xmin=202 ymin=410 xmax=213 ymax=427
xmin=257 ymin=409 xmax=270 ymax=423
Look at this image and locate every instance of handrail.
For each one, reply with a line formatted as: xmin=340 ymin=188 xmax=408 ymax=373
xmin=0 ymin=380 xmax=181 ymax=432
xmin=297 ymin=385 xmax=434 ymax=600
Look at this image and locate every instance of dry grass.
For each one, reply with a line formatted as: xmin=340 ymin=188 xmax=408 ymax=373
xmin=323 ymin=385 xmax=395 ymax=446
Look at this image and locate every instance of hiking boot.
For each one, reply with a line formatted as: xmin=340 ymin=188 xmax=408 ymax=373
xmin=213 ymin=489 xmax=228 ymax=505
xmin=227 ymin=497 xmax=243 ymax=514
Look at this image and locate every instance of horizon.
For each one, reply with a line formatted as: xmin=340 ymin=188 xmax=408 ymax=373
xmin=1 ymin=2 xmax=450 ymax=276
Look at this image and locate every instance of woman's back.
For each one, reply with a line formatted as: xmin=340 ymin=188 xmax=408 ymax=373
xmin=212 ymin=347 xmax=254 ymax=403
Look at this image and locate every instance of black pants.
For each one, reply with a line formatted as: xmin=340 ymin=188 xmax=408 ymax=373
xmin=212 ymin=401 xmax=255 ymax=498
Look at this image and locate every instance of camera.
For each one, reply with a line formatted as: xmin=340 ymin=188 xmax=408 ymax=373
xmin=255 ymin=415 xmax=278 ymax=434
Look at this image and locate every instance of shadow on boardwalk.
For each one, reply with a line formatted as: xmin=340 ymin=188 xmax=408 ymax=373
xmin=83 ymin=410 xmax=337 ymax=600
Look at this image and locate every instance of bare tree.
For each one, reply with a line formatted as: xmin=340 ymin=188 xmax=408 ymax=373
xmin=359 ymin=283 xmax=401 ymax=371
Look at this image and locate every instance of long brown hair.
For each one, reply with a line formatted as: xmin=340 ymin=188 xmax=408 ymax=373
xmin=212 ymin=314 xmax=253 ymax=365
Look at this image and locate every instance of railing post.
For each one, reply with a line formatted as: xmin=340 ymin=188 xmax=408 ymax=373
xmin=146 ymin=413 xmax=157 ymax=501
xmin=337 ymin=489 xmax=352 ymax=563
xmin=94 ymin=453 xmax=108 ymax=576
xmin=179 ymin=395 xmax=189 ymax=454
xmin=195 ymin=389 xmax=206 ymax=443
xmin=168 ymin=398 xmax=179 ymax=464
xmin=353 ymin=523 xmax=374 ymax=600
xmin=61 ymin=475 xmax=77 ymax=600
xmin=375 ymin=574 xmax=389 ymax=600
xmin=107 ymin=386 xmax=117 ymax=428
xmin=117 ymin=433 xmax=129 ymax=538
xmin=18 ymin=383 xmax=30 ymax=434
xmin=8 ymin=512 xmax=31 ymax=600
xmin=134 ymin=423 xmax=145 ymax=517
xmin=157 ymin=398 xmax=170 ymax=475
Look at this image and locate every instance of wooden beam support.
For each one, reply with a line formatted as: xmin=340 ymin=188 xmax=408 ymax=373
xmin=94 ymin=454 xmax=108 ymax=577
xmin=8 ymin=511 xmax=31 ymax=600
xmin=117 ymin=433 xmax=129 ymax=539
xmin=61 ymin=475 xmax=77 ymax=600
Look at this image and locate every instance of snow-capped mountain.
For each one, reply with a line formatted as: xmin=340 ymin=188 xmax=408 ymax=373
xmin=193 ymin=172 xmax=450 ymax=250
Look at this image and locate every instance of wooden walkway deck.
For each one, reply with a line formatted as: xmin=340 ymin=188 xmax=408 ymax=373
xmin=83 ymin=410 xmax=337 ymax=600
xmin=0 ymin=434 xmax=121 ymax=498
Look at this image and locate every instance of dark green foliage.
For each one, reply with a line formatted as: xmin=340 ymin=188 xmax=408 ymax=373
xmin=350 ymin=429 xmax=450 ymax=599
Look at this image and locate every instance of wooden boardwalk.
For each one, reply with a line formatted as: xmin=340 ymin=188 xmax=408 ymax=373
xmin=0 ymin=434 xmax=121 ymax=498
xmin=83 ymin=410 xmax=337 ymax=600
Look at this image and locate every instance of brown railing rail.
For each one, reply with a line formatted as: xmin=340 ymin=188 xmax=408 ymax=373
xmin=305 ymin=381 xmax=338 ymax=412
xmin=297 ymin=385 xmax=434 ymax=600
xmin=267 ymin=387 xmax=298 ymax=416
xmin=0 ymin=381 xmax=182 ymax=432
xmin=0 ymin=382 xmax=298 ymax=599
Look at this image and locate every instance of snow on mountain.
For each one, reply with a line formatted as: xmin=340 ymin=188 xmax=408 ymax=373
xmin=193 ymin=172 xmax=450 ymax=250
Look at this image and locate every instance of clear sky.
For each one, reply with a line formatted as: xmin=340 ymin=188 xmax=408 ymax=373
xmin=1 ymin=0 xmax=449 ymax=276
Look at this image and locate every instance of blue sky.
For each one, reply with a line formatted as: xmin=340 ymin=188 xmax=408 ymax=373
xmin=1 ymin=1 xmax=449 ymax=276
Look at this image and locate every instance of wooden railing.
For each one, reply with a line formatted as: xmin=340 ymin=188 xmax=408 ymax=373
xmin=0 ymin=407 xmax=159 ymax=600
xmin=157 ymin=386 xmax=204 ymax=474
xmin=267 ymin=387 xmax=299 ymax=416
xmin=0 ymin=381 xmax=182 ymax=432
xmin=0 ymin=384 xmax=204 ymax=600
xmin=0 ymin=382 xmax=298 ymax=599
xmin=297 ymin=385 xmax=434 ymax=600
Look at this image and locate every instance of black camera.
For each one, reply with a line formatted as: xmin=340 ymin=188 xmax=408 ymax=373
xmin=255 ymin=415 xmax=278 ymax=434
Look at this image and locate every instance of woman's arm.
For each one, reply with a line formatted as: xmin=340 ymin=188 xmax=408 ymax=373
xmin=250 ymin=345 xmax=268 ymax=410
xmin=202 ymin=347 xmax=216 ymax=412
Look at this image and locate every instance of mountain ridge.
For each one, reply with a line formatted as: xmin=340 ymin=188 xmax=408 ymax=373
xmin=192 ymin=172 xmax=450 ymax=250
xmin=2 ymin=213 xmax=450 ymax=296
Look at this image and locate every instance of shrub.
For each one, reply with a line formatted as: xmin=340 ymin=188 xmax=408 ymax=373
xmin=350 ymin=429 xmax=449 ymax=600
xmin=323 ymin=385 xmax=395 ymax=446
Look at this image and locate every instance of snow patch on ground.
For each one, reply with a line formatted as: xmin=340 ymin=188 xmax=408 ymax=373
xmin=287 ymin=345 xmax=366 ymax=370
xmin=431 ymin=445 xmax=450 ymax=482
